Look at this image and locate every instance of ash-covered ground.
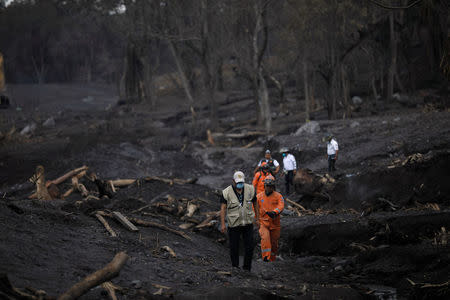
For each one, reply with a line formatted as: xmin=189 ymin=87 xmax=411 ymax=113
xmin=1 ymin=84 xmax=449 ymax=299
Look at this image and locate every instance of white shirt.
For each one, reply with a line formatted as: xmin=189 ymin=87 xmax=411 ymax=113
xmin=283 ymin=153 xmax=297 ymax=171
xmin=257 ymin=158 xmax=279 ymax=167
xmin=327 ymin=139 xmax=339 ymax=155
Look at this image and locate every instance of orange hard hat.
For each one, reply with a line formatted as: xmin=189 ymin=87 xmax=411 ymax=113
xmin=261 ymin=162 xmax=269 ymax=169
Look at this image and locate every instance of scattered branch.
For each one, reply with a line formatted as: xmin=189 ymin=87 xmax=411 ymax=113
xmin=58 ymin=252 xmax=129 ymax=300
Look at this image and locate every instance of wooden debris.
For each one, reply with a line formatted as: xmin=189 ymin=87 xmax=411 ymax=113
xmin=62 ymin=187 xmax=75 ymax=199
xmin=217 ymin=271 xmax=232 ymax=276
xmin=294 ymin=168 xmax=336 ymax=197
xmin=210 ymin=130 xmax=266 ymax=139
xmin=242 ymin=140 xmax=257 ymax=148
xmin=433 ymin=227 xmax=447 ymax=246
xmin=58 ymin=251 xmax=129 ymax=300
xmin=86 ymin=172 xmax=116 ymax=198
xmin=95 ymin=213 xmax=117 ymax=237
xmin=152 ymin=283 xmax=171 ymax=296
xmin=110 ymin=179 xmax=136 ymax=187
xmin=349 ymin=242 xmax=374 ymax=252
xmin=195 ymin=211 xmax=220 ymax=229
xmin=179 ymin=223 xmax=195 ymax=230
xmin=29 ymin=165 xmax=52 ymax=201
xmin=161 ymin=245 xmax=176 ymax=258
xmin=207 ymin=129 xmax=215 ymax=145
xmin=144 ymin=176 xmax=197 ymax=185
xmin=129 ymin=217 xmax=192 ymax=241
xmin=47 ymin=182 xmax=61 ymax=199
xmin=407 ymin=278 xmax=450 ymax=298
xmin=71 ymin=176 xmax=89 ymax=197
xmin=112 ymin=211 xmax=139 ymax=232
xmin=101 ymin=282 xmax=122 ymax=300
xmin=130 ymin=192 xmax=168 ymax=214
xmin=285 ymin=198 xmax=307 ymax=211
xmin=0 ymin=273 xmax=47 ymax=300
xmin=185 ymin=202 xmax=199 ymax=217
xmin=51 ymin=166 xmax=88 ymax=186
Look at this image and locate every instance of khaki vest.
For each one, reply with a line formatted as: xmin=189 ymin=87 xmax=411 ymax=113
xmin=223 ymin=184 xmax=255 ymax=228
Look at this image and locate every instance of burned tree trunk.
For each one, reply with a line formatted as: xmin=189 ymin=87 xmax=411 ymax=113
xmin=124 ymin=41 xmax=146 ymax=103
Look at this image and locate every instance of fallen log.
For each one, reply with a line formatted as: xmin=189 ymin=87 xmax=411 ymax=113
xmin=58 ymin=251 xmax=129 ymax=300
xmin=110 ymin=179 xmax=136 ymax=187
xmin=210 ymin=131 xmax=266 ymax=139
xmin=112 ymin=211 xmax=139 ymax=232
xmin=95 ymin=213 xmax=117 ymax=237
xmin=51 ymin=166 xmax=88 ymax=186
xmin=144 ymin=176 xmax=197 ymax=185
xmin=128 ymin=217 xmax=192 ymax=241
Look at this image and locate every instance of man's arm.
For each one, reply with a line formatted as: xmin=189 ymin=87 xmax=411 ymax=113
xmin=252 ymin=192 xmax=260 ymax=228
xmin=335 ymin=150 xmax=339 ymax=160
xmin=220 ymin=203 xmax=227 ymax=233
xmin=292 ymin=155 xmax=297 ymax=175
xmin=273 ymin=160 xmax=280 ymax=175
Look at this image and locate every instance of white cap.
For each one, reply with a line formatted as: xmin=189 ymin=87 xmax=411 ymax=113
xmin=233 ymin=171 xmax=245 ymax=183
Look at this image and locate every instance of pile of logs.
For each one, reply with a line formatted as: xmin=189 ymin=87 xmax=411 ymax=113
xmin=293 ymin=168 xmax=336 ymax=200
xmin=131 ymin=194 xmax=220 ymax=232
xmin=28 ymin=165 xmax=197 ymax=203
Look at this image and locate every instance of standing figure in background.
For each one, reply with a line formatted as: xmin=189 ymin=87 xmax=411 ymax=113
xmin=220 ymin=171 xmax=259 ymax=272
xmin=280 ymin=147 xmax=297 ymax=195
xmin=257 ymin=175 xmax=284 ymax=262
xmin=253 ymin=149 xmax=280 ymax=176
xmin=326 ymin=134 xmax=339 ymax=172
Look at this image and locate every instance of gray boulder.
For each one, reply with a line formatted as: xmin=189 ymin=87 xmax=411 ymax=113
xmin=294 ymin=121 xmax=320 ymax=135
xmin=352 ymin=96 xmax=363 ymax=105
xmin=20 ymin=123 xmax=37 ymax=135
xmin=43 ymin=117 xmax=55 ymax=127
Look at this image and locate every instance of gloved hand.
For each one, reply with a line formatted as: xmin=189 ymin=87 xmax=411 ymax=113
xmin=266 ymin=211 xmax=277 ymax=219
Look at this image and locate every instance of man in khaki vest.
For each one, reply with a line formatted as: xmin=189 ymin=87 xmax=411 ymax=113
xmin=220 ymin=171 xmax=259 ymax=272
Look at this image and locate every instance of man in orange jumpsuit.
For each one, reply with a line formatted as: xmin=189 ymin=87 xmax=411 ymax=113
xmin=257 ymin=175 xmax=284 ymax=262
xmin=252 ymin=162 xmax=270 ymax=195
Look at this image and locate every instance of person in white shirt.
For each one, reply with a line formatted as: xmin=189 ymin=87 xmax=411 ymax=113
xmin=280 ymin=147 xmax=297 ymax=195
xmin=253 ymin=149 xmax=280 ymax=176
xmin=326 ymin=134 xmax=339 ymax=172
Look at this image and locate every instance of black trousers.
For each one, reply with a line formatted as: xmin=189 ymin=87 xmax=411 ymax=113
xmin=228 ymin=224 xmax=254 ymax=271
xmin=328 ymin=154 xmax=336 ymax=172
xmin=285 ymin=170 xmax=294 ymax=194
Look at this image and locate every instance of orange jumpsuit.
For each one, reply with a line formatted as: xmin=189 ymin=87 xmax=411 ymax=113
xmin=257 ymin=190 xmax=284 ymax=261
xmin=252 ymin=171 xmax=270 ymax=195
